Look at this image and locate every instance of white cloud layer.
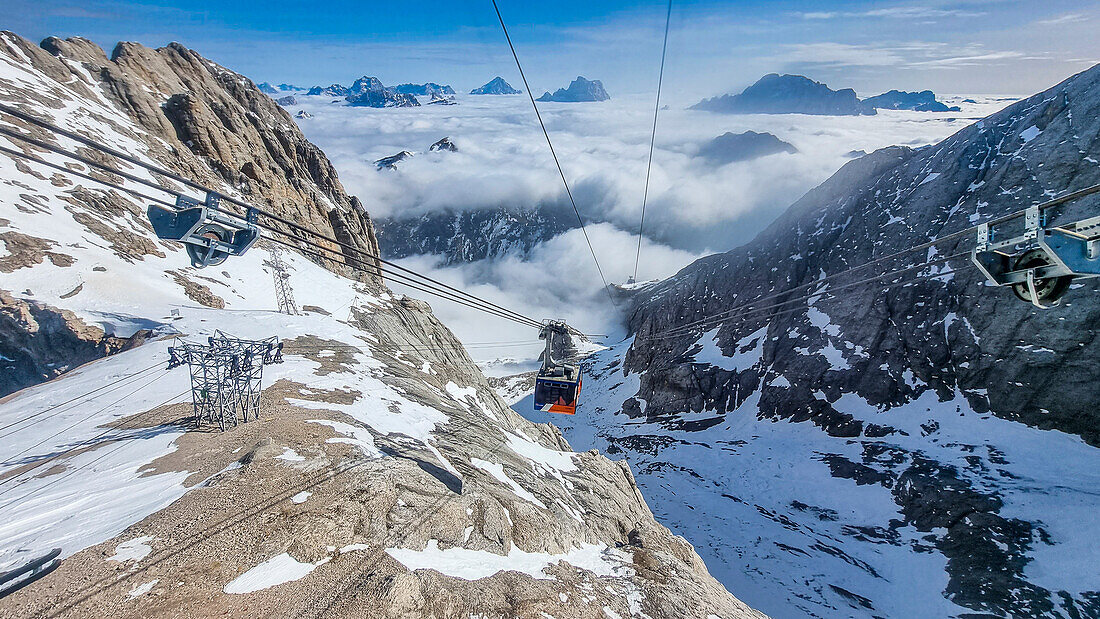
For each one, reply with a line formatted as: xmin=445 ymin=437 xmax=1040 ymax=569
xmin=291 ymin=93 xmax=1013 ymax=355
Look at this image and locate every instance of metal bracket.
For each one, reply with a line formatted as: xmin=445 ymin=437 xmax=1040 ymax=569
xmin=1026 ymin=269 xmax=1051 ymax=309
xmin=976 ymin=223 xmax=990 ymax=251
xmin=1023 ymin=206 xmax=1043 ymax=241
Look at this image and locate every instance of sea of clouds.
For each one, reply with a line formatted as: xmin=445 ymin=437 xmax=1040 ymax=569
xmin=290 ymin=91 xmax=1012 ymax=357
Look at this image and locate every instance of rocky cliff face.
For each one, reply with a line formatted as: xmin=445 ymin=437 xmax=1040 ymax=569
xmin=563 ymin=64 xmax=1100 ymax=617
xmin=0 ymin=31 xmax=382 ymax=394
xmin=693 ymin=74 xmax=874 ymax=116
xmin=3 ymin=33 xmax=382 ymax=284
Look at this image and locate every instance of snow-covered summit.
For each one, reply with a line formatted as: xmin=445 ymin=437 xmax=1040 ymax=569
xmin=470 ymin=76 xmax=521 ymax=95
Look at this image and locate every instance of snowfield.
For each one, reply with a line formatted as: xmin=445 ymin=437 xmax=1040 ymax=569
xmin=518 ymin=337 xmax=1100 ymax=619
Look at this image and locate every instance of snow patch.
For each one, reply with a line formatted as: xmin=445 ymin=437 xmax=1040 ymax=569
xmin=470 ymin=458 xmax=546 ymax=508
xmin=127 ymin=579 xmax=158 ymax=598
xmin=385 ymin=539 xmax=630 ymax=581
xmin=223 ymin=553 xmax=329 ymax=594
xmin=107 ymin=536 xmax=155 ymax=563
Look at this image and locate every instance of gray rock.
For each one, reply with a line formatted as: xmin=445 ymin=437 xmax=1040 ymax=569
xmin=29 ymin=34 xmax=382 ymax=284
xmin=276 ymin=95 xmax=296 ymax=106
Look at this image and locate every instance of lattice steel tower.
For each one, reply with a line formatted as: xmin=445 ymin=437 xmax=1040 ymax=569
xmin=269 ymin=248 xmax=299 ymax=315
xmin=168 ymin=332 xmax=283 ymax=431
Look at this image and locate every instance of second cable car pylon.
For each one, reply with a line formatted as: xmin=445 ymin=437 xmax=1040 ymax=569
xmin=534 ymin=320 xmax=581 ymax=415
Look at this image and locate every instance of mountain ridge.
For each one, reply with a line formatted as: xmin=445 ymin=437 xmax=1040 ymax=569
xmin=592 ymin=61 xmax=1100 ymax=617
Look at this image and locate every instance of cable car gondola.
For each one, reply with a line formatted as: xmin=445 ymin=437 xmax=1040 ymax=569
xmin=534 ymin=321 xmax=581 ymax=415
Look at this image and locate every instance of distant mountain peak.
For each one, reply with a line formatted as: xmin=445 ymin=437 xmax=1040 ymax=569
xmin=697 ymin=131 xmax=797 ymax=165
xmin=692 ymin=73 xmax=874 ymax=116
xmin=306 ymin=83 xmax=349 ymax=97
xmin=429 ymin=137 xmax=457 ymax=152
xmin=862 ymin=89 xmax=961 ymax=112
xmin=346 ymin=76 xmax=419 ymax=108
xmin=536 ymin=76 xmax=610 ymax=102
xmin=394 ymin=82 xmax=456 ymax=96
xmin=470 ymin=76 xmax=521 ymax=95
xmin=375 ymin=150 xmax=413 ymax=170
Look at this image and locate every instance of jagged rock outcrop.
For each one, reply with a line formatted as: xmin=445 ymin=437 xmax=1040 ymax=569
xmin=470 ymin=77 xmax=521 ymax=95
xmin=693 ymin=74 xmax=875 ymax=115
xmin=276 ymin=95 xmax=296 ymax=106
xmin=345 ymin=76 xmax=419 ymax=108
xmin=0 ymin=291 xmax=143 ymax=396
xmin=862 ymin=89 xmax=960 ymax=112
xmin=611 ymin=63 xmax=1100 ymax=617
xmin=2 ymin=32 xmax=381 ymax=284
xmin=536 ymin=77 xmax=609 ymax=102
xmin=257 ymin=81 xmax=279 ymax=94
xmin=696 ymin=131 xmax=797 ymax=165
xmin=296 ymin=110 xmax=313 ymax=119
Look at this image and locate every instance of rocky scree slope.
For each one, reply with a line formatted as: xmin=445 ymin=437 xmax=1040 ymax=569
xmin=0 ymin=32 xmax=381 ymax=395
xmin=0 ymin=31 xmax=762 ymax=618
xmin=593 ymin=65 xmax=1100 ymax=617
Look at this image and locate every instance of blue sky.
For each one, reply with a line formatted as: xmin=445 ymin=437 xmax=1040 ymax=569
xmin=5 ymin=0 xmax=1099 ymax=96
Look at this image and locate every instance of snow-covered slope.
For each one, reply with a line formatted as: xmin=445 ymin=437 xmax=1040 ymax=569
xmin=0 ymin=31 xmax=762 ymax=617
